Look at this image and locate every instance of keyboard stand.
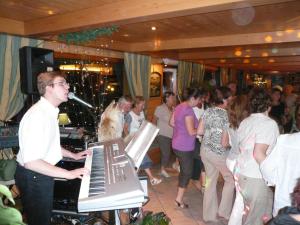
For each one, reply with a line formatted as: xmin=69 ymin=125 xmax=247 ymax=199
xmin=115 ymin=210 xmax=120 ymax=225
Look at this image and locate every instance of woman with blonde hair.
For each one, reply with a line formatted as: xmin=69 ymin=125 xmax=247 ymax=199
xmin=226 ymin=95 xmax=249 ymax=225
xmin=125 ymin=96 xmax=162 ymax=185
xmin=226 ymin=94 xmax=249 ymax=171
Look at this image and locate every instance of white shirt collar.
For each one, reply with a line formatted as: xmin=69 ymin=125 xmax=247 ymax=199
xmin=40 ymin=96 xmax=60 ymax=116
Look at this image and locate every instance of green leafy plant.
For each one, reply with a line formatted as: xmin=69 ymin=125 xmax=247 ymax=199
xmin=58 ymin=26 xmax=118 ymax=44
xmin=134 ymin=211 xmax=170 ymax=225
xmin=0 ymin=184 xmax=24 ymax=225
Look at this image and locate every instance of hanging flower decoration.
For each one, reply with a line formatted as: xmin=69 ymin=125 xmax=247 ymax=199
xmin=58 ymin=26 xmax=118 ymax=44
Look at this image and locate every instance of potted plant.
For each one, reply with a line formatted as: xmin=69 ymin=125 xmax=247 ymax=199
xmin=134 ymin=211 xmax=170 ymax=225
xmin=0 ymin=184 xmax=24 ymax=225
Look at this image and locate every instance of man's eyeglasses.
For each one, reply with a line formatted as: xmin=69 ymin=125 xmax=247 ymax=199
xmin=48 ymin=81 xmax=69 ymax=88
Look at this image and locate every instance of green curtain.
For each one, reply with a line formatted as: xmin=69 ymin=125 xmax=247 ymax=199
xmin=220 ymin=67 xmax=229 ymax=86
xmin=0 ymin=34 xmax=41 ymax=121
xmin=177 ymin=61 xmax=192 ymax=100
xmin=191 ymin=63 xmax=205 ymax=87
xmin=124 ymin=52 xmax=151 ymax=99
xmin=177 ymin=61 xmax=205 ymax=100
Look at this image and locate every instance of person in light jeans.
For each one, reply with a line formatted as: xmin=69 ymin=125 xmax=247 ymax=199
xmin=235 ymin=88 xmax=279 ymax=225
xmin=226 ymin=95 xmax=249 ymax=225
xmin=198 ymin=87 xmax=234 ymax=223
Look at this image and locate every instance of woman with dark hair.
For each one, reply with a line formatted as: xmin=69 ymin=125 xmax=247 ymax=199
xmin=197 ymin=86 xmax=234 ymax=223
xmin=153 ymin=91 xmax=176 ymax=178
xmin=269 ymin=87 xmax=285 ymax=127
xmin=170 ymin=88 xmax=203 ymax=208
xmin=289 ymin=104 xmax=300 ymax=133
xmin=236 ymin=88 xmax=279 ymax=225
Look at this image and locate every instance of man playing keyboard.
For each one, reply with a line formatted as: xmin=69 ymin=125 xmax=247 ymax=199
xmin=15 ymin=71 xmax=90 ymax=225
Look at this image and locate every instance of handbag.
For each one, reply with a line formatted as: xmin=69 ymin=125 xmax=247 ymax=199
xmin=0 ymin=149 xmax=16 ymax=181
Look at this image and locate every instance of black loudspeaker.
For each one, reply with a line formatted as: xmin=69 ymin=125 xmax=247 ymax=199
xmin=19 ymin=46 xmax=54 ymax=95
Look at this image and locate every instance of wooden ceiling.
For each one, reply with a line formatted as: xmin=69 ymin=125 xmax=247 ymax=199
xmin=1 ymin=0 xmax=300 ymax=74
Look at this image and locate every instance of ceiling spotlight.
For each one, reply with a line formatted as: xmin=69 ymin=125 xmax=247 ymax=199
xmin=234 ymin=50 xmax=242 ymax=57
xmin=285 ymin=29 xmax=294 ymax=34
xmin=151 ymin=26 xmax=157 ymax=31
xmin=264 ymin=35 xmax=273 ymax=43
xmin=268 ymin=59 xmax=275 ymax=63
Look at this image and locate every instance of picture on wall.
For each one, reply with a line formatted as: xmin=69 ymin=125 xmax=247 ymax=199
xmin=150 ymin=72 xmax=161 ymax=97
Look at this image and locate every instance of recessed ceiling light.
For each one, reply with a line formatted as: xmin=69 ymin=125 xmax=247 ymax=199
xmin=151 ymin=26 xmax=157 ymax=31
xmin=48 ymin=10 xmax=54 ymax=15
xmin=271 ymin=71 xmax=279 ymax=74
xmin=285 ymin=29 xmax=294 ymax=34
xmin=264 ymin=35 xmax=273 ymax=43
xmin=234 ymin=50 xmax=242 ymax=57
xmin=268 ymin=59 xmax=275 ymax=63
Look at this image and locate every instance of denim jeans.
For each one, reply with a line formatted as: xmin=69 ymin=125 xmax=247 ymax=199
xmin=15 ymin=164 xmax=54 ymax=225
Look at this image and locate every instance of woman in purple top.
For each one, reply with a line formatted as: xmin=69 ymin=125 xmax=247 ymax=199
xmin=170 ymin=88 xmax=204 ymax=208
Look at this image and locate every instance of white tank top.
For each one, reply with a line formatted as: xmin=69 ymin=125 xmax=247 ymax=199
xmin=129 ymin=111 xmax=145 ymax=134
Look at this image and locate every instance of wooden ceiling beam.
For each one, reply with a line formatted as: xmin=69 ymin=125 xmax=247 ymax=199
xmin=203 ymin=56 xmax=300 ymax=64
xmin=179 ymin=46 xmax=300 ymax=60
xmin=130 ymin=29 xmax=300 ymax=52
xmin=24 ymin=0 xmax=293 ymax=35
xmin=0 ymin=17 xmax=24 ymax=35
xmin=209 ymin=63 xmax=300 ymax=71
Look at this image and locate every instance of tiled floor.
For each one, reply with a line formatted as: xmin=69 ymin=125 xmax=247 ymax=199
xmin=143 ymin=168 xmax=227 ymax=225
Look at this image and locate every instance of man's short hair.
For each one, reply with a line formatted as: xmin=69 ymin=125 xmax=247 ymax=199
xmin=118 ymin=95 xmax=132 ymax=105
xmin=37 ymin=71 xmax=66 ymax=96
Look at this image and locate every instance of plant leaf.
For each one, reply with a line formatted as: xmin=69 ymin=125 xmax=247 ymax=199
xmin=0 ymin=207 xmax=24 ymax=225
xmin=0 ymin=185 xmax=14 ymax=205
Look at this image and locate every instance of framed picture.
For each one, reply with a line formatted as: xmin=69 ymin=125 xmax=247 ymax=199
xmin=150 ymin=72 xmax=161 ymax=97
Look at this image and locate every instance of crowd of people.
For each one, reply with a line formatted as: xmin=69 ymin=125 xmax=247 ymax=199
xmin=128 ymin=82 xmax=300 ymax=225
xmin=104 ymin=82 xmax=300 ymax=225
xmin=14 ymin=71 xmax=300 ymax=225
